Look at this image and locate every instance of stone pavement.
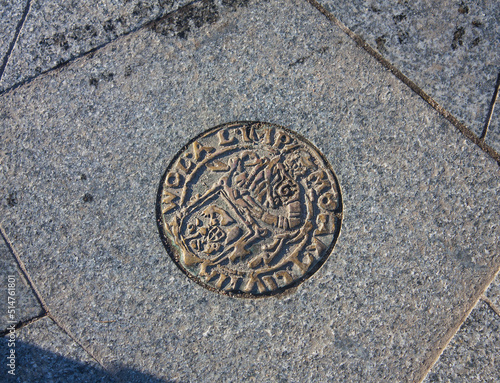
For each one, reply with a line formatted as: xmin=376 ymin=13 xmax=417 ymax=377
xmin=1 ymin=0 xmax=499 ymax=381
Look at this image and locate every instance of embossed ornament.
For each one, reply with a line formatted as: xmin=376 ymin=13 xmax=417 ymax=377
xmin=157 ymin=122 xmax=342 ymax=297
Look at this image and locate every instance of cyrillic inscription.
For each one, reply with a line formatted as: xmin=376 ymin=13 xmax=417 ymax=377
xmin=157 ymin=122 xmax=342 ymax=297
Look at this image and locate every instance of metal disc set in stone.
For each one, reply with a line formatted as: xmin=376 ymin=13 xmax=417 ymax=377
xmin=157 ymin=121 xmax=342 ymax=297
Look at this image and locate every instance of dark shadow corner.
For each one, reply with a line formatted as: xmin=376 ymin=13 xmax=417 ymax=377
xmin=1 ymin=338 xmax=174 ymax=382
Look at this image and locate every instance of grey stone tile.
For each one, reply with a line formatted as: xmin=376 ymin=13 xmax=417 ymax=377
xmin=484 ymin=272 xmax=500 ymax=310
xmin=485 ymin=91 xmax=500 ymax=154
xmin=0 ymin=0 xmax=499 ymax=381
xmin=423 ymin=300 xmax=500 ymax=383
xmin=0 ymin=0 xmax=25 ymax=73
xmin=0 ymin=0 xmax=192 ymax=92
xmin=0 ymin=233 xmax=44 ymax=332
xmin=316 ymin=0 xmax=500 ymax=137
xmin=1 ymin=316 xmax=115 ymax=382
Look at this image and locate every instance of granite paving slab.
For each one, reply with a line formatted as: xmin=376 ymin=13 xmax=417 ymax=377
xmin=423 ymin=300 xmax=500 ymax=383
xmin=0 ymin=232 xmax=44 ymax=333
xmin=1 ymin=316 xmax=116 ymax=382
xmin=485 ymin=75 xmax=500 ymax=154
xmin=315 ymin=0 xmax=500 ymax=137
xmin=486 ymin=120 xmax=500 ymax=161
xmin=0 ymin=0 xmax=26 ymax=77
xmin=0 ymin=0 xmax=193 ymax=93
xmin=484 ymin=273 xmax=500 ymax=310
xmin=0 ymin=0 xmax=499 ymax=381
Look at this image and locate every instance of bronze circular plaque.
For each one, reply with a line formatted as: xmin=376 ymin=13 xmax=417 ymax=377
xmin=157 ymin=121 xmax=342 ymax=297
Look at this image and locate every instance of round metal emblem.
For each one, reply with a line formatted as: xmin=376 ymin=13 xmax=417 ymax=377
xmin=157 ymin=122 xmax=342 ymax=297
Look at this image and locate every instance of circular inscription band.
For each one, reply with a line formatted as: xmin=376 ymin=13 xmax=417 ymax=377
xmin=157 ymin=122 xmax=342 ymax=297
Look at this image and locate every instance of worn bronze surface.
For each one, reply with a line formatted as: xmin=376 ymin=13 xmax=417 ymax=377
xmin=157 ymin=122 xmax=342 ymax=297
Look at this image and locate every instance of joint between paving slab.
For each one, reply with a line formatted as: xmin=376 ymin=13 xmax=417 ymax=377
xmin=0 ymin=224 xmax=47 ymax=313
xmin=417 ymin=266 xmax=500 ymax=383
xmin=0 ymin=224 xmax=111 ymax=374
xmin=481 ymin=295 xmax=500 ymax=318
xmin=46 ymin=313 xmax=111 ymax=376
xmin=1 ymin=0 xmax=499 ymax=168
xmin=480 ymin=71 xmax=500 ymax=141
xmin=0 ymin=0 xmax=201 ymax=97
xmin=0 ymin=0 xmax=31 ymax=83
xmin=305 ymin=0 xmax=500 ymax=167
xmin=0 ymin=313 xmax=47 ymax=337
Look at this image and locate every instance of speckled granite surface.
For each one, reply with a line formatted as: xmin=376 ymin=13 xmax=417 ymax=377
xmin=485 ymin=88 xmax=500 ymax=154
xmin=316 ymin=0 xmax=500 ymax=137
xmin=485 ymin=273 xmax=500 ymax=310
xmin=1 ymin=317 xmax=116 ymax=382
xmin=0 ymin=234 xmax=43 ymax=332
xmin=0 ymin=1 xmax=26 ymax=75
xmin=424 ymin=300 xmax=500 ymax=383
xmin=0 ymin=0 xmax=192 ymax=92
xmin=0 ymin=0 xmax=499 ymax=382
xmin=1 ymin=0 xmax=499 ymax=381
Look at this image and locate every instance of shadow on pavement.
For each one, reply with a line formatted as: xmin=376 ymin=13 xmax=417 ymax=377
xmin=1 ymin=339 xmax=171 ymax=383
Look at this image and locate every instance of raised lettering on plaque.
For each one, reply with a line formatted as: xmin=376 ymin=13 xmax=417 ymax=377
xmin=156 ymin=122 xmax=342 ymax=297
